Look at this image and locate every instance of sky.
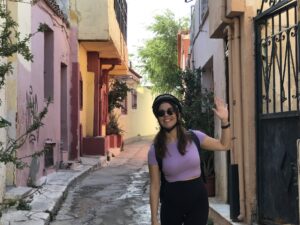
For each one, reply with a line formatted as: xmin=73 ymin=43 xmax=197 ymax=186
xmin=126 ymin=0 xmax=194 ymax=69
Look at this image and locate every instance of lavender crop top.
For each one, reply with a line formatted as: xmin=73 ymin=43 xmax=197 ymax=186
xmin=148 ymin=130 xmax=207 ymax=182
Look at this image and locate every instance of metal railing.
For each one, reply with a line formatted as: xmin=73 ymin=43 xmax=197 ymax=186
xmin=256 ymin=1 xmax=299 ymax=114
xmin=114 ymin=0 xmax=127 ymax=43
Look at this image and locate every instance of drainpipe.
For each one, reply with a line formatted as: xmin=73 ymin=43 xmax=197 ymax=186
xmin=221 ymin=2 xmax=234 ymax=164
xmin=223 ymin=25 xmax=234 ymax=164
xmin=221 ymin=0 xmax=246 ymax=222
xmin=232 ymin=17 xmax=246 ymax=221
xmin=224 ymin=23 xmax=241 ymax=222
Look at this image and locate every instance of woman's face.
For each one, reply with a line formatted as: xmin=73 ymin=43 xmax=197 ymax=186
xmin=157 ymin=102 xmax=177 ymax=129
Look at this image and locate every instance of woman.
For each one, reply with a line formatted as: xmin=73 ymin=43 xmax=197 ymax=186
xmin=148 ymin=93 xmax=231 ymax=225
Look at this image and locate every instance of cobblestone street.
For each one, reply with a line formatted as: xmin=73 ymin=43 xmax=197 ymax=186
xmin=50 ymin=139 xmax=152 ymax=225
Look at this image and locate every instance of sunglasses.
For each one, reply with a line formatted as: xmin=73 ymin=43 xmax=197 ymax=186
xmin=156 ymin=108 xmax=175 ymax=117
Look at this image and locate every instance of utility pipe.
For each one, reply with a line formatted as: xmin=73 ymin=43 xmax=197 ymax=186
xmin=223 ymin=25 xmax=235 ymax=164
xmin=232 ymin=17 xmax=246 ymax=221
xmin=221 ymin=0 xmax=246 ymax=221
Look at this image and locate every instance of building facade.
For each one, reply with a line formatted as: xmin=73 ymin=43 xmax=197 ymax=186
xmin=117 ymin=68 xmax=157 ymax=142
xmin=71 ymin=0 xmax=129 ymax=156
xmin=0 ymin=0 xmax=78 ymax=190
xmin=188 ymin=0 xmax=299 ymax=224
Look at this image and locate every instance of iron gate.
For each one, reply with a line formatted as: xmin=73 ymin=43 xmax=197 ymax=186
xmin=255 ymin=0 xmax=299 ymax=224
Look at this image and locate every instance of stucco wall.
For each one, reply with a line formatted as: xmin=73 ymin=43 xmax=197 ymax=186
xmin=191 ymin=0 xmax=259 ymax=223
xmin=9 ymin=1 xmax=72 ymax=186
xmin=76 ymin=0 xmax=109 ymax=40
xmin=78 ymin=45 xmax=95 ymax=137
xmin=108 ymin=0 xmax=128 ymax=65
xmin=118 ymin=86 xmax=157 ymax=141
xmin=191 ymin=0 xmax=228 ymax=202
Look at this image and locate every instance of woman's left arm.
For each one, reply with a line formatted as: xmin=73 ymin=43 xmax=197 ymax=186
xmin=201 ymin=97 xmax=231 ymax=151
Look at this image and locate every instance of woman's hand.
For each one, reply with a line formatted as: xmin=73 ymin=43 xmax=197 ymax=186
xmin=212 ymin=97 xmax=229 ymax=123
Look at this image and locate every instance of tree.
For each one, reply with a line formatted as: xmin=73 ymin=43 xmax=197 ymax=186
xmin=107 ymin=79 xmax=130 ymax=135
xmin=137 ymin=10 xmax=189 ymax=94
xmin=179 ymin=68 xmax=214 ymax=136
xmin=0 ymin=3 xmax=50 ymax=169
xmin=108 ymin=79 xmax=130 ymax=113
xmin=179 ymin=68 xmax=215 ymax=178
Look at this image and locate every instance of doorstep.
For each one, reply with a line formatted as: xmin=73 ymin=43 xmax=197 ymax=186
xmin=209 ymin=197 xmax=247 ymax=225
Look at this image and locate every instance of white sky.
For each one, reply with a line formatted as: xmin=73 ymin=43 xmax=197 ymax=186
xmin=127 ymin=0 xmax=194 ymax=67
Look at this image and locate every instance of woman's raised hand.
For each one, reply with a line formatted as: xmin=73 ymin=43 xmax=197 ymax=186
xmin=212 ymin=97 xmax=229 ymax=123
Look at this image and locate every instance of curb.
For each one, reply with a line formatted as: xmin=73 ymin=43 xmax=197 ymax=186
xmin=0 ymin=156 xmax=106 ymax=225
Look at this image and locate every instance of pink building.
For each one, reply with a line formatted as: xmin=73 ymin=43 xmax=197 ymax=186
xmin=177 ymin=31 xmax=190 ymax=69
xmin=13 ymin=0 xmax=79 ymax=186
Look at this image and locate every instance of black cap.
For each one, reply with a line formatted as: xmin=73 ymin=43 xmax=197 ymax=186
xmin=152 ymin=94 xmax=182 ymax=117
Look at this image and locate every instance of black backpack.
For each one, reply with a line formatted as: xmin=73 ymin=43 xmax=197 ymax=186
xmin=155 ymin=130 xmax=206 ymax=202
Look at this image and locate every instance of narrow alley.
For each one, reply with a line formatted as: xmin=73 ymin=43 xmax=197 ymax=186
xmin=50 ymin=138 xmax=152 ymax=225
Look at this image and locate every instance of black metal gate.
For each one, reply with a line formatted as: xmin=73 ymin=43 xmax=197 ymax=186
xmin=255 ymin=0 xmax=299 ymax=224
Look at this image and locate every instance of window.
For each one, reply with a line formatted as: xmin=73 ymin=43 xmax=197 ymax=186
xmin=131 ymin=90 xmax=137 ymax=109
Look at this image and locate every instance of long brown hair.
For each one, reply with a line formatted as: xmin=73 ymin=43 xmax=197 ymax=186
xmin=154 ymin=119 xmax=192 ymax=159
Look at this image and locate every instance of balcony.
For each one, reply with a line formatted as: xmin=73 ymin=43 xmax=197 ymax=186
xmin=76 ymin=0 xmax=128 ymax=75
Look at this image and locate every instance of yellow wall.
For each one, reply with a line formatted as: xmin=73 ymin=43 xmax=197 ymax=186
xmin=118 ymin=86 xmax=158 ymax=141
xmin=108 ymin=0 xmax=128 ymax=67
xmin=79 ymin=44 xmax=94 ymax=137
xmin=76 ymin=0 xmax=109 ymax=40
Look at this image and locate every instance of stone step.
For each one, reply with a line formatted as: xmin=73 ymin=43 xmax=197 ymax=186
xmin=4 ymin=186 xmax=33 ymax=202
xmin=209 ymin=197 xmax=248 ymax=225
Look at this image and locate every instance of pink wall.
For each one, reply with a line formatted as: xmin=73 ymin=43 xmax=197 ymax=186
xmin=16 ymin=1 xmax=76 ymax=186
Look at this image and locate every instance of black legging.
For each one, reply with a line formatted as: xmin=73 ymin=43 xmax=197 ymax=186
xmin=160 ymin=177 xmax=209 ymax=225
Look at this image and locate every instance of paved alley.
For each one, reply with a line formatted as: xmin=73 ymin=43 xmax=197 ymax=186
xmin=49 ymin=138 xmax=152 ymax=225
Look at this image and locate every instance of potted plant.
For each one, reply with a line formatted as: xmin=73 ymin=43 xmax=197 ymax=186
xmin=106 ymin=112 xmax=124 ymax=148
xmin=107 ymin=79 xmax=130 ymax=148
xmin=108 ymin=79 xmax=130 ymax=113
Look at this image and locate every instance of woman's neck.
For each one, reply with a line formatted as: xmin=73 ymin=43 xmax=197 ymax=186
xmin=166 ymin=129 xmax=177 ymax=143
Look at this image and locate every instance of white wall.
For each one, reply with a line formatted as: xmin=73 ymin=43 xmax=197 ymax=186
xmin=190 ymin=0 xmax=228 ymax=201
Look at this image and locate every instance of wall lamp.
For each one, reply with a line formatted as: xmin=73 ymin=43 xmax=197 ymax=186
xmin=184 ymin=0 xmax=194 ymax=2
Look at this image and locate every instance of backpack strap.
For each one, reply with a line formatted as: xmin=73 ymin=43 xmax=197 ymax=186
xmin=155 ymin=148 xmax=162 ymax=173
xmin=188 ymin=130 xmax=207 ymax=183
xmin=154 ymin=147 xmax=166 ymax=202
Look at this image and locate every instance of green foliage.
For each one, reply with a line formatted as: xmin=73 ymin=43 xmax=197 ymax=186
xmin=0 ymin=98 xmax=51 ymax=169
xmin=0 ymin=6 xmax=48 ymax=87
xmin=207 ymin=218 xmax=214 ymax=225
xmin=179 ymin=68 xmax=215 ymax=177
xmin=16 ymin=199 xmax=31 ymax=211
xmin=107 ymin=79 xmax=129 ymax=136
xmin=108 ymin=79 xmax=130 ymax=113
xmin=106 ymin=113 xmax=124 ymax=135
xmin=0 ymin=4 xmax=50 ymax=168
xmin=0 ymin=117 xmax=11 ymax=128
xmin=179 ymin=68 xmax=214 ymax=136
xmin=137 ymin=10 xmax=189 ymax=94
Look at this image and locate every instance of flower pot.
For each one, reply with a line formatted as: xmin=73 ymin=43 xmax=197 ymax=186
xmin=107 ymin=134 xmax=117 ymax=148
xmin=116 ymin=135 xmax=123 ymax=147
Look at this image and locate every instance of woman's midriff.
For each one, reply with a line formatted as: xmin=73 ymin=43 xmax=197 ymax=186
xmin=184 ymin=175 xmax=200 ymax=181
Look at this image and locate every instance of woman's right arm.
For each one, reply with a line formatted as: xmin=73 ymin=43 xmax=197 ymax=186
xmin=149 ymin=164 xmax=161 ymax=225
